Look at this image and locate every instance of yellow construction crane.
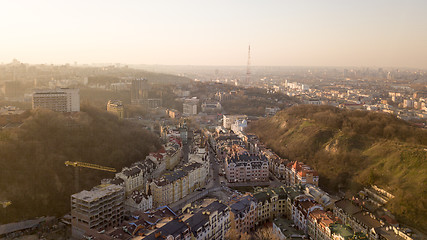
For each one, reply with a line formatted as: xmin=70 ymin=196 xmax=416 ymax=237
xmin=1 ymin=201 xmax=11 ymax=208
xmin=65 ymin=161 xmax=116 ymax=193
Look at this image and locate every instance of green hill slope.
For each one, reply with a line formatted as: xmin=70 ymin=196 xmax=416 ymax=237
xmin=0 ymin=105 xmax=160 ymax=223
xmin=248 ymin=105 xmax=427 ymax=232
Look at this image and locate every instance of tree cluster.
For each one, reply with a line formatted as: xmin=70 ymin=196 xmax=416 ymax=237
xmin=0 ymin=105 xmax=160 ymax=223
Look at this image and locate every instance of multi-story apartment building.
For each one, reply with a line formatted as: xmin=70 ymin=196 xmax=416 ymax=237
xmin=183 ymin=200 xmax=231 ymax=240
xmin=222 ymin=114 xmax=247 ymax=129
xmin=82 ymin=205 xmax=184 ymax=239
xmin=183 ymin=97 xmax=199 ymax=116
xmin=71 ymin=184 xmax=125 ymax=239
xmin=253 ymin=187 xmax=287 ymax=224
xmin=292 ymin=196 xmax=323 ymax=233
xmin=130 ymin=78 xmax=162 ymax=108
xmin=263 ymin=149 xmax=288 ymax=179
xmin=285 ymin=161 xmax=319 ymax=187
xmin=150 ymin=162 xmax=208 ymax=207
xmin=115 ymin=165 xmax=146 ymax=195
xmin=123 ymin=190 xmax=152 ymax=212
xmin=225 ymin=150 xmax=269 ymax=183
xmin=229 ymin=194 xmax=257 ymax=233
xmin=201 ymin=100 xmax=222 ymax=113
xmin=32 ymin=88 xmax=80 ymax=112
xmin=334 ymin=199 xmax=363 ymax=226
xmin=106 ymin=100 xmax=124 ymax=118
xmin=334 ymin=199 xmax=384 ymax=240
xmin=307 ymin=209 xmax=334 ymax=240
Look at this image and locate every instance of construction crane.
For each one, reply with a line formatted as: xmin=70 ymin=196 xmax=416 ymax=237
xmin=1 ymin=201 xmax=11 ymax=208
xmin=65 ymin=161 xmax=116 ymax=193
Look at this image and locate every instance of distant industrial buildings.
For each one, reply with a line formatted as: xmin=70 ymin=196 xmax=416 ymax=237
xmin=32 ymin=88 xmax=80 ymax=112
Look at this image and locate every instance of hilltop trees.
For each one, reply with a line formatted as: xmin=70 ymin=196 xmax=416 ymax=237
xmin=0 ymin=104 xmax=160 ymax=223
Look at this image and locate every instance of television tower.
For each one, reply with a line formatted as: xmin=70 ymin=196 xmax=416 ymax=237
xmin=246 ymin=45 xmax=251 ymax=85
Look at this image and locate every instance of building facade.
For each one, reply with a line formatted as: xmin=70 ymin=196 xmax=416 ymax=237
xmin=71 ymin=184 xmax=125 ymax=239
xmin=32 ymin=88 xmax=80 ymax=112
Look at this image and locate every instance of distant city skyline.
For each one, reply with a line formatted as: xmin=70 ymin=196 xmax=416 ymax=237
xmin=1 ymin=0 xmax=427 ymax=68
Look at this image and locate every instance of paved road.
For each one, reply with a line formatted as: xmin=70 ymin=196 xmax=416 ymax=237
xmin=169 ymin=137 xmax=233 ymax=213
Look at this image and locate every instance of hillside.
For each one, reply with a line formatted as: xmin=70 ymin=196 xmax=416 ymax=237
xmin=248 ymin=105 xmax=427 ymax=232
xmin=0 ymin=105 xmax=160 ymax=223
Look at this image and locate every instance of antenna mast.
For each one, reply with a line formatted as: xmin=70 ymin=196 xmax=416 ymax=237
xmin=246 ymin=45 xmax=251 ymax=85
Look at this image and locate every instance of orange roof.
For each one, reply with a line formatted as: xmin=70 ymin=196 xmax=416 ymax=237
xmin=309 ymin=209 xmax=333 ymax=228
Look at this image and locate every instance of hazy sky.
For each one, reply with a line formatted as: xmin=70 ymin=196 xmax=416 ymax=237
xmin=1 ymin=0 xmax=427 ymax=68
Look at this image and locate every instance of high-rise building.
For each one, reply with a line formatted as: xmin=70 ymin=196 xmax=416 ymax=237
xmin=71 ymin=184 xmax=125 ymax=239
xmin=131 ymin=78 xmax=150 ymax=103
xmin=130 ymin=78 xmax=162 ymax=108
xmin=32 ymin=88 xmax=80 ymax=112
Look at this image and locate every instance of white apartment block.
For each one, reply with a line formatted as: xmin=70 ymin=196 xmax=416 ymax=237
xmin=32 ymin=88 xmax=80 ymax=112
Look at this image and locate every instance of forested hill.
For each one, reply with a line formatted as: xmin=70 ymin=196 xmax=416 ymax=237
xmin=248 ymin=105 xmax=427 ymax=232
xmin=0 ymin=105 xmax=160 ymax=224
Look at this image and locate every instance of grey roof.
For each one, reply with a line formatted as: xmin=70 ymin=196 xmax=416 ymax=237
xmin=0 ymin=217 xmax=55 ymax=236
xmin=335 ymin=199 xmax=362 ymax=215
xmin=122 ymin=166 xmax=142 ymax=177
xmin=230 ymin=196 xmax=255 ymax=218
xmin=110 ymin=177 xmax=125 ymax=185
xmin=185 ymin=212 xmax=209 ymax=236
xmin=353 ymin=211 xmax=382 ymax=228
xmin=144 ymin=219 xmax=188 ymax=240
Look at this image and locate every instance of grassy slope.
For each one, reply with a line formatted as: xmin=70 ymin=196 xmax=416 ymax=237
xmin=248 ymin=105 xmax=427 ymax=232
xmin=0 ymin=105 xmax=160 ymax=223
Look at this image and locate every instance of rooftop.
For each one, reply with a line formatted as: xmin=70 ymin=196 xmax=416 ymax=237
xmin=71 ymin=184 xmax=123 ymax=202
xmin=330 ymin=223 xmax=354 ymax=240
xmin=273 ymin=218 xmax=306 ymax=239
